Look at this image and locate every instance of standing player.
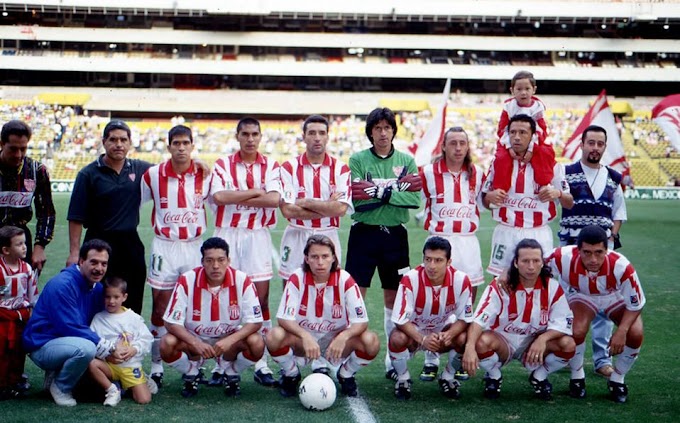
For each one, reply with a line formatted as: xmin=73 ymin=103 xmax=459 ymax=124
xmin=558 ymin=124 xmax=627 ymax=379
xmin=267 ymin=235 xmax=379 ymax=398
xmin=161 ymin=237 xmax=264 ymax=398
xmin=278 ymin=115 xmax=352 ymax=284
xmin=210 ymin=117 xmax=281 ymax=387
xmin=346 ymin=107 xmax=421 ymax=381
xmin=547 ymin=225 xmax=645 ymax=403
xmin=463 ymin=239 xmax=575 ymax=401
xmin=388 ymin=237 xmax=473 ymax=400
xmin=140 ymin=125 xmax=211 ymax=388
xmin=418 ymin=126 xmax=485 ymax=381
xmin=482 ymin=114 xmax=573 ymax=276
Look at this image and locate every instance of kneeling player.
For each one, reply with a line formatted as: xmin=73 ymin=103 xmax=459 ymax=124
xmin=266 ymin=235 xmax=379 ymax=398
xmin=388 ymin=236 xmax=473 ymax=400
xmin=160 ymin=237 xmax=264 ymax=397
xmin=463 ymin=239 xmax=575 ymax=400
xmin=548 ymin=225 xmax=645 ymax=403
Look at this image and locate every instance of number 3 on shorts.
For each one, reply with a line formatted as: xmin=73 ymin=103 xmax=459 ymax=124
xmin=281 ymin=246 xmax=291 ymax=263
xmin=492 ymin=244 xmax=506 ymax=261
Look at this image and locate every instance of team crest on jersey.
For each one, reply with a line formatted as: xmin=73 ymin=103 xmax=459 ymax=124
xmin=129 ymin=173 xmax=136 ymax=182
xmin=392 ymin=166 xmax=405 ymax=177
xmin=465 ymin=305 xmax=473 ymax=316
xmin=481 ymin=312 xmax=490 ymax=323
xmin=630 ymin=295 xmax=639 ymax=306
xmin=173 ymin=310 xmax=183 ymax=321
xmin=286 ymin=306 xmax=296 ymax=317
xmin=24 ymin=179 xmax=36 ymax=192
xmin=253 ymin=305 xmax=261 ymax=316
xmin=566 ymin=317 xmax=573 ymax=329
xmin=355 ymin=306 xmax=364 ymax=317
xmin=193 ymin=195 xmax=203 ymax=209
xmin=540 ymin=309 xmax=549 ymax=326
xmin=229 ymin=304 xmax=240 ymax=320
xmin=332 ymin=303 xmax=342 ymax=319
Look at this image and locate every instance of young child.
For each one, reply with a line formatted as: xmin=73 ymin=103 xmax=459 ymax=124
xmin=493 ymin=70 xmax=555 ymax=192
xmin=0 ymin=226 xmax=38 ymax=400
xmin=88 ymin=277 xmax=156 ymax=406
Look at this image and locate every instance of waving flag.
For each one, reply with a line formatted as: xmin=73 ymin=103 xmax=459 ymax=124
xmin=652 ymin=94 xmax=680 ymax=153
xmin=408 ymin=78 xmax=450 ymax=167
xmin=562 ymin=90 xmax=631 ymax=179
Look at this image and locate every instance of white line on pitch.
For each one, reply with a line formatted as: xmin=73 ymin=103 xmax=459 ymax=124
xmin=346 ymin=396 xmax=378 ymax=423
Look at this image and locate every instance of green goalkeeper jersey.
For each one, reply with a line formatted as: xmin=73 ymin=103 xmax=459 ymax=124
xmin=349 ymin=147 xmax=420 ymax=226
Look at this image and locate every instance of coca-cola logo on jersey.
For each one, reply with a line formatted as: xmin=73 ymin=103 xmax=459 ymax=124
xmin=0 ymin=192 xmax=33 ymax=208
xmin=0 ymin=297 xmax=28 ymax=309
xmin=502 ymin=197 xmax=538 ymax=209
xmin=414 ymin=315 xmax=450 ymax=329
xmin=436 ymin=205 xmax=474 ymax=219
xmin=298 ymin=319 xmax=339 ymax=332
xmin=192 ymin=323 xmax=236 ymax=337
xmin=502 ymin=323 xmax=538 ymax=336
xmin=163 ymin=211 xmax=199 ymax=224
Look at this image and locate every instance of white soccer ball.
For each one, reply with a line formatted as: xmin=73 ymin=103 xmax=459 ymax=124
xmin=298 ymin=373 xmax=337 ymax=411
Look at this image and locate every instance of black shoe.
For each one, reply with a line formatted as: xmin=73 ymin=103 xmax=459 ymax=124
xmin=181 ymin=374 xmax=200 ymax=398
xmin=394 ymin=380 xmax=412 ymax=400
xmin=336 ymin=369 xmax=358 ymax=397
xmin=385 ymin=369 xmax=399 ymax=381
xmin=0 ymin=388 xmax=21 ymax=401
xmin=608 ymin=380 xmax=628 ymax=404
xmin=151 ymin=372 xmax=164 ymax=389
xmin=454 ymin=370 xmax=470 ymax=381
xmin=312 ymin=367 xmax=331 ymax=377
xmin=16 ymin=375 xmax=31 ymax=393
xmin=529 ymin=373 xmax=553 ymax=401
xmin=195 ymin=368 xmax=208 ymax=384
xmin=278 ymin=373 xmax=301 ymax=398
xmin=223 ymin=375 xmax=241 ymax=397
xmin=254 ymin=369 xmax=278 ymax=387
xmin=438 ymin=378 xmax=461 ymax=399
xmin=419 ymin=364 xmax=438 ymax=382
xmin=483 ymin=376 xmax=503 ymax=399
xmin=569 ymin=378 xmax=587 ymax=399
xmin=208 ymin=372 xmax=224 ymax=387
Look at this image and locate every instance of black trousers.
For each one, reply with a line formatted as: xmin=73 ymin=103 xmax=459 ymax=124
xmin=85 ymin=230 xmax=146 ymax=315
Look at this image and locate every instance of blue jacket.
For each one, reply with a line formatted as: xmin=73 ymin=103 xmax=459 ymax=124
xmin=22 ymin=265 xmax=104 ymax=352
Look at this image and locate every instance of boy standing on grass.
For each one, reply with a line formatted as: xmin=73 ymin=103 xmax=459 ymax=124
xmin=0 ymin=226 xmax=38 ymax=400
xmin=88 ymin=277 xmax=156 ymax=406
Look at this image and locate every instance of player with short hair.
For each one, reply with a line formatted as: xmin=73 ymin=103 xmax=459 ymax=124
xmin=267 ymin=235 xmax=379 ymax=398
xmin=463 ymin=239 xmax=575 ymax=401
xmin=210 ymin=117 xmax=281 ymax=387
xmin=140 ymin=124 xmax=211 ymax=388
xmin=547 ymin=225 xmax=645 ymax=403
xmin=161 ymin=237 xmax=264 ymax=398
xmin=388 ymin=237 xmax=473 ymax=400
xmin=0 ymin=225 xmax=38 ymax=400
xmin=482 ymin=114 xmax=573 ymax=276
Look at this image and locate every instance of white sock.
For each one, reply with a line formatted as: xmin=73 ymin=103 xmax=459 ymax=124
xmin=226 ymin=352 xmax=257 ymax=376
xmin=149 ymin=324 xmax=167 ymax=374
xmin=611 ymin=346 xmax=640 ymax=384
xmin=167 ymin=352 xmax=191 ymax=375
xmin=105 ymin=383 xmax=118 ymax=394
xmin=339 ymin=351 xmax=374 ymax=378
xmin=271 ymin=347 xmax=299 ymax=377
xmin=532 ymin=353 xmax=570 ymax=381
xmin=441 ymin=352 xmax=461 ymax=381
xmin=479 ymin=352 xmax=502 ymax=380
xmin=424 ymin=350 xmax=441 ymax=367
xmin=384 ymin=307 xmax=395 ymax=371
xmin=255 ymin=320 xmax=273 ymax=372
xmin=570 ymin=342 xmax=586 ymax=379
xmin=389 ymin=347 xmax=411 ymax=381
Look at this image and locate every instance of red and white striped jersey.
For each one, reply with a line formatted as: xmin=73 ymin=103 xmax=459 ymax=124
xmin=164 ymin=266 xmax=263 ymax=339
xmin=210 ymin=152 xmax=281 ymax=229
xmin=483 ymin=162 xmax=569 ymax=228
xmin=392 ymin=265 xmax=474 ymax=332
xmin=497 ymin=96 xmax=549 ymax=147
xmin=547 ymin=246 xmax=645 ymax=311
xmin=0 ymin=257 xmax=37 ymax=310
xmin=420 ymin=160 xmax=483 ymax=235
xmin=141 ymin=160 xmax=210 ymax=241
xmin=280 ymin=153 xmax=352 ymax=229
xmin=276 ymin=268 xmax=368 ymax=337
xmin=474 ymin=279 xmax=573 ymax=337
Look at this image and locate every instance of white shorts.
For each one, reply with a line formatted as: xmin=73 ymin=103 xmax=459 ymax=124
xmin=278 ymin=226 xmax=341 ymax=279
xmin=566 ymin=290 xmax=625 ymax=317
xmin=487 ymin=224 xmax=553 ymax=276
xmin=428 ymin=233 xmax=485 ymax=286
xmin=214 ymin=227 xmax=273 ymax=282
xmin=293 ymin=330 xmax=344 ymax=367
xmin=494 ymin=330 xmax=539 ymax=367
xmin=147 ymin=237 xmax=202 ymax=290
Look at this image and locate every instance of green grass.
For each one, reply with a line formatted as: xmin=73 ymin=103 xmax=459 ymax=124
xmin=9 ymin=195 xmax=680 ymax=422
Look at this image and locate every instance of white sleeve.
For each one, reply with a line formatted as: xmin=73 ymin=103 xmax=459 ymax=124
xmin=391 ymin=278 xmax=415 ymax=325
xmin=551 ymin=164 xmax=570 ymax=194
xmin=210 ymin=161 xmax=229 ymax=194
xmin=344 ymin=278 xmax=369 ymax=324
xmin=279 ymin=162 xmax=297 ymax=205
xmin=473 ymin=283 xmax=502 ymax=330
xmin=265 ymin=161 xmax=283 ymax=194
xmin=140 ymin=171 xmax=152 ymax=206
xmin=546 ymin=285 xmax=574 ymax=336
xmin=240 ymin=278 xmax=264 ymax=324
xmin=452 ymin=275 xmax=474 ymax=324
xmin=276 ymin=276 xmax=302 ymax=321
xmin=620 ymin=270 xmax=646 ymax=311
xmin=130 ymin=313 xmax=153 ymax=357
xmin=481 ymin=164 xmax=495 ymax=194
xmin=612 ymin=185 xmax=627 ymax=221
xmin=163 ymin=277 xmax=189 ymax=325
xmin=335 ymin=163 xmax=354 ymax=213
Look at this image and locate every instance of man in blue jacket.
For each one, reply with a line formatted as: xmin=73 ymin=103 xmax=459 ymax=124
xmin=23 ymin=239 xmax=125 ymax=406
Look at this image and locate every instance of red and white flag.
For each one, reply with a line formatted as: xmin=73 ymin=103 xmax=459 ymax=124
xmin=562 ymin=90 xmax=631 ymax=179
xmin=651 ymin=94 xmax=680 ymax=153
xmin=408 ymin=78 xmax=450 ymax=167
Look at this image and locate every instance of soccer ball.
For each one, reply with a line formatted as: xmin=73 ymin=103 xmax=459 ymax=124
xmin=298 ymin=373 xmax=337 ymax=411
